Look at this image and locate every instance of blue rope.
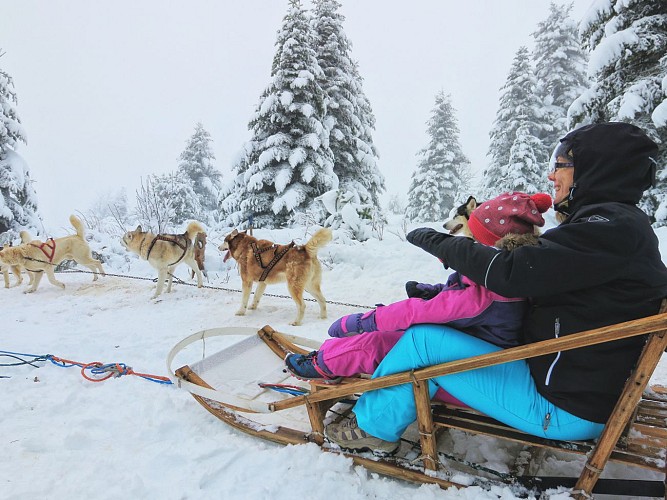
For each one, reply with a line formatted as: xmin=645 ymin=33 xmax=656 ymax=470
xmin=259 ymin=383 xmax=309 ymax=397
xmin=135 ymin=375 xmax=173 ymax=385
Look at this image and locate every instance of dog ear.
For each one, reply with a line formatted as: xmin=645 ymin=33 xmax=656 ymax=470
xmin=466 ymin=196 xmax=477 ymax=211
xmin=230 ymin=229 xmax=238 ymax=238
xmin=135 ymin=225 xmax=142 ymax=232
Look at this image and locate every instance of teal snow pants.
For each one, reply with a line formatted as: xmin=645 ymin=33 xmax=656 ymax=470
xmin=354 ymin=324 xmax=604 ymax=442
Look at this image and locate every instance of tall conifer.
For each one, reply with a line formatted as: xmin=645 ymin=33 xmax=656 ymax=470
xmin=220 ymin=0 xmax=334 ymax=228
xmin=312 ymin=0 xmax=384 ymax=207
xmin=0 ymin=52 xmax=39 ymax=235
xmin=406 ymin=91 xmax=470 ymax=222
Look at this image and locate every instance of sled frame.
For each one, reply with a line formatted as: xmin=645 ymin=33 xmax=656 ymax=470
xmin=175 ymin=308 xmax=667 ymax=497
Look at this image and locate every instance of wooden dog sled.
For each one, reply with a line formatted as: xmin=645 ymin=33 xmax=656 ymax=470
xmin=167 ymin=310 xmax=667 ymax=498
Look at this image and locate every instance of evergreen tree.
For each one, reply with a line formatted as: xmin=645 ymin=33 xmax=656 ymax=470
xmin=405 ymin=168 xmax=442 ymax=223
xmin=177 ymin=123 xmax=221 ymax=224
xmin=151 ymin=171 xmax=202 ymax=226
xmin=570 ymin=0 xmax=667 ymax=224
xmin=220 ymin=0 xmax=334 ymax=228
xmin=0 ymin=52 xmax=39 ymax=236
xmin=482 ymin=46 xmax=544 ymax=199
xmin=406 ymin=91 xmax=470 ymax=222
xmin=502 ymin=120 xmax=547 ymax=193
xmin=312 ymin=0 xmax=385 ymax=207
xmin=532 ymin=2 xmax=589 ymax=160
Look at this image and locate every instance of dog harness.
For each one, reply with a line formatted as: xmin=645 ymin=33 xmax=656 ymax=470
xmin=144 ymin=233 xmax=190 ymax=267
xmin=251 ymin=241 xmax=295 ymax=282
xmin=29 ymin=238 xmax=56 ymax=263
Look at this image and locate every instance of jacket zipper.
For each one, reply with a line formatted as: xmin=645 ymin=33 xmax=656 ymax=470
xmin=544 ymin=318 xmax=561 ymax=386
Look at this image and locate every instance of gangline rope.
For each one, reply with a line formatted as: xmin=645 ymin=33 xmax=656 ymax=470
xmin=56 ymin=268 xmax=376 ymax=309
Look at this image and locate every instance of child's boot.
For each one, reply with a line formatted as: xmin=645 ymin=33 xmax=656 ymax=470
xmin=284 ymin=351 xmax=341 ymax=384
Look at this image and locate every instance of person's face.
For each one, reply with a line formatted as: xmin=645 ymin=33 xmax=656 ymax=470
xmin=548 ymin=156 xmax=575 ymax=205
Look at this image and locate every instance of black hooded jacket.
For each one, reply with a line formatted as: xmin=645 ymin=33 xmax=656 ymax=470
xmin=407 ymin=123 xmax=667 ymax=423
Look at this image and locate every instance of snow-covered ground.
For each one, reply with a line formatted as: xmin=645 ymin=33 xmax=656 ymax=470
xmin=3 ymin=215 xmax=666 ymax=499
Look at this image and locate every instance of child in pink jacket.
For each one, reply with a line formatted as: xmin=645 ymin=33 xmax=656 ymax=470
xmin=285 ymin=192 xmax=552 ymax=394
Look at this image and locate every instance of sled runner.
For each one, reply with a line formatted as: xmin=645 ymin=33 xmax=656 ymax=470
xmin=167 ymin=310 xmax=667 ymax=498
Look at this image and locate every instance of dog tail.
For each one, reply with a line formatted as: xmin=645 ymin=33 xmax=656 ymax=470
xmin=19 ymin=230 xmax=34 ymax=244
xmin=305 ymin=228 xmax=332 ymax=255
xmin=70 ymin=215 xmax=86 ymax=239
xmin=185 ymin=221 xmax=206 ymax=241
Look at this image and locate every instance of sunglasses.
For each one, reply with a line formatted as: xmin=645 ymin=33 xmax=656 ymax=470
xmin=554 ymin=161 xmax=574 ymax=170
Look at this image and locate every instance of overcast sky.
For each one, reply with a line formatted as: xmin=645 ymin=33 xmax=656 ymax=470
xmin=1 ymin=0 xmax=594 ymax=229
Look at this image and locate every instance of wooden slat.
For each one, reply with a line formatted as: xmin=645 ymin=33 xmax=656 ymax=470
xmin=257 ymin=325 xmax=310 ymax=357
xmin=413 ymin=377 xmax=438 ymax=471
xmin=628 ymin=422 xmax=667 ymax=440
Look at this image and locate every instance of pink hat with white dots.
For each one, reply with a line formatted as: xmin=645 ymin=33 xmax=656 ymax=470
xmin=467 ymin=192 xmax=552 ymax=246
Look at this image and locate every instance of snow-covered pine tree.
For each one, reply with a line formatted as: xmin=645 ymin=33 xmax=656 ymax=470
xmin=405 ymin=168 xmax=442 ymax=223
xmin=220 ymin=0 xmax=335 ymax=228
xmin=532 ymin=2 xmax=589 ymax=161
xmin=406 ymin=91 xmax=471 ymax=222
xmin=570 ymin=0 xmax=667 ymax=224
xmin=0 ymin=51 xmax=39 ymax=237
xmin=312 ymin=0 xmax=385 ymax=207
xmin=503 ymin=120 xmax=546 ymax=193
xmin=177 ymin=123 xmax=221 ymax=224
xmin=482 ymin=46 xmax=545 ymax=199
xmin=152 ymin=171 xmax=202 ymax=226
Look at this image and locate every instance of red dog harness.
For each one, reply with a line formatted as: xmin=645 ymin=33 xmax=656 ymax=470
xmin=30 ymin=238 xmax=56 ymax=263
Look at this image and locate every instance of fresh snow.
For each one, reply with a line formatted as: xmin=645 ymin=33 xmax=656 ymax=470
xmin=3 ymin=215 xmax=667 ymax=499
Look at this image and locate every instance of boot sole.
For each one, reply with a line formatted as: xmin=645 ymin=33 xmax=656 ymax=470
xmin=330 ymin=441 xmax=399 ymax=457
xmin=283 ymin=366 xmax=342 ymax=385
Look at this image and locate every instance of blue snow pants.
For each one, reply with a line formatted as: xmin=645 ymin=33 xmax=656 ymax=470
xmin=354 ymin=324 xmax=604 ymax=442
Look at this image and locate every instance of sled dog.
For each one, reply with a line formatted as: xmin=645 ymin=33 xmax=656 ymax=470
xmin=0 ymin=243 xmax=21 ymax=288
xmin=443 ymin=196 xmax=477 ymax=238
xmin=0 ymin=215 xmax=105 ymax=293
xmin=219 ymin=228 xmax=332 ymax=326
xmin=1 ymin=231 xmax=37 ymax=288
xmin=121 ymin=221 xmax=205 ymax=299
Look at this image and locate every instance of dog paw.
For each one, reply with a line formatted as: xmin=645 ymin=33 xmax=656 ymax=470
xmin=248 ymin=304 xmax=258 ymax=310
xmin=235 ymin=309 xmax=246 ymax=316
xmin=24 ymin=289 xmax=36 ymax=294
xmin=289 ymin=321 xmax=302 ymax=326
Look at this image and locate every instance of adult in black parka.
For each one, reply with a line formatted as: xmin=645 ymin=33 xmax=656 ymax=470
xmin=325 ymin=122 xmax=667 ymax=453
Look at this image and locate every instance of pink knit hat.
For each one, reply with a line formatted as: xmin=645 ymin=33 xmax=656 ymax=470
xmin=468 ymin=192 xmax=552 ymax=246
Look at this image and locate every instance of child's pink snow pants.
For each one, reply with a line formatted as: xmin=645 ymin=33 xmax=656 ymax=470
xmin=320 ymin=330 xmax=465 ymax=406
